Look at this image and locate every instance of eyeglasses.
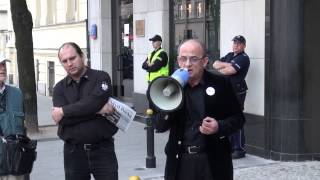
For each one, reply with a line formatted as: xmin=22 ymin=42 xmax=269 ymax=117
xmin=177 ymin=56 xmax=205 ymax=64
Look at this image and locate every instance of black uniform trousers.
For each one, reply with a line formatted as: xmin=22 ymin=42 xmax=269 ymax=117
xmin=229 ymin=92 xmax=246 ymax=153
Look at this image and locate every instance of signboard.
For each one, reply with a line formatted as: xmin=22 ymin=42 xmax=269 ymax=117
xmin=135 ymin=20 xmax=145 ymax=37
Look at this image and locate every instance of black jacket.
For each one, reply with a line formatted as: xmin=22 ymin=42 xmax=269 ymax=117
xmin=52 ymin=68 xmax=118 ymax=144
xmin=155 ymin=70 xmax=245 ymax=180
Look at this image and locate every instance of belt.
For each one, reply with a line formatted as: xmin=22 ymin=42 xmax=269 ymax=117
xmin=66 ymin=140 xmax=111 ymax=151
xmin=68 ymin=143 xmax=101 ymax=151
xmin=182 ymin=146 xmax=206 ymax=154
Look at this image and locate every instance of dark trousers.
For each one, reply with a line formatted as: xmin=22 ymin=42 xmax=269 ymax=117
xmin=177 ymin=153 xmax=213 ymax=180
xmin=229 ymin=92 xmax=246 ymax=153
xmin=229 ymin=128 xmax=246 ymax=153
xmin=63 ymin=140 xmax=118 ymax=180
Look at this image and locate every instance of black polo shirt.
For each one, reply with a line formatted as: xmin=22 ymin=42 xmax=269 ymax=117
xmin=183 ymin=80 xmax=206 ymax=147
xmin=220 ymin=51 xmax=250 ymax=93
xmin=53 ymin=68 xmax=118 ymax=144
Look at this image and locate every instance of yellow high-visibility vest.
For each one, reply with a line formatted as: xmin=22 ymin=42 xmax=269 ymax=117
xmin=146 ymin=48 xmax=169 ymax=82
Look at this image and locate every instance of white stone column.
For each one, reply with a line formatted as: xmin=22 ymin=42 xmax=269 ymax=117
xmin=220 ymin=0 xmax=265 ymax=115
xmin=87 ymin=0 xmax=113 ymax=77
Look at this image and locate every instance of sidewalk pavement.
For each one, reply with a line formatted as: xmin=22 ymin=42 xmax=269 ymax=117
xmin=28 ymin=123 xmax=320 ymax=180
xmin=28 ymin=122 xmax=167 ymax=180
xmin=28 ymin=94 xmax=320 ymax=180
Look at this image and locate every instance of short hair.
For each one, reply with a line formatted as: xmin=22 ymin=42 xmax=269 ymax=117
xmin=58 ymin=42 xmax=84 ymax=60
xmin=177 ymin=39 xmax=207 ymax=57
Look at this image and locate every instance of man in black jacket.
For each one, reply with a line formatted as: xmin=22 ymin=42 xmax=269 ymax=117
xmin=154 ymin=39 xmax=245 ymax=180
xmin=52 ymin=42 xmax=118 ymax=180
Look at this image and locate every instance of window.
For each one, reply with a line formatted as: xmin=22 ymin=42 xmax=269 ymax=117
xmin=172 ymin=0 xmax=221 ymax=62
xmin=186 ymin=1 xmax=192 ymax=19
xmin=174 ymin=2 xmax=184 ymax=20
xmin=196 ymin=2 xmax=203 ymax=18
xmin=66 ymin=0 xmax=76 ymax=22
xmin=47 ymin=0 xmax=56 ymax=25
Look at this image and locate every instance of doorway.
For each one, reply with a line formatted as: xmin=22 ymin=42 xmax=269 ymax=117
xmin=120 ymin=0 xmax=133 ymax=99
xmin=115 ymin=0 xmax=134 ymax=102
xmin=172 ymin=0 xmax=220 ymax=63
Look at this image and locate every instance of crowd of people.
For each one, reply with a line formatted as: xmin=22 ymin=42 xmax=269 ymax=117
xmin=0 ymin=34 xmax=250 ymax=180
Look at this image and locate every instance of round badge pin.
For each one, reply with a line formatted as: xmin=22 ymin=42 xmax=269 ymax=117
xmin=206 ymin=87 xmax=215 ymax=96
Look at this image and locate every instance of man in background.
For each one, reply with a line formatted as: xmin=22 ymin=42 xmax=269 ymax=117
xmin=0 ymin=56 xmax=26 ymax=180
xmin=212 ymin=35 xmax=250 ymax=159
xmin=142 ymin=34 xmax=169 ymax=84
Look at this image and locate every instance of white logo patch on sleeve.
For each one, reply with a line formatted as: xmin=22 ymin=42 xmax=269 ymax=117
xmin=101 ymin=82 xmax=109 ymax=91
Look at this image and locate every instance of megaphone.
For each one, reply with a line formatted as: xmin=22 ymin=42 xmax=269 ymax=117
xmin=147 ymin=68 xmax=189 ymax=112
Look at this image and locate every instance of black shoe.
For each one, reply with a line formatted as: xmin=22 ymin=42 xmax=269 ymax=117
xmin=232 ymin=151 xmax=246 ymax=159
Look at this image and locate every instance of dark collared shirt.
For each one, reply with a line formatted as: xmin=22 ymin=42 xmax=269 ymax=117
xmin=53 ymin=68 xmax=118 ymax=144
xmin=183 ymin=80 xmax=206 ymax=147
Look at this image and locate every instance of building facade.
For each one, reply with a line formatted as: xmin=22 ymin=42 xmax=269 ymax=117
xmin=0 ymin=0 xmax=88 ymax=96
xmin=0 ymin=0 xmax=17 ymax=84
xmin=28 ymin=0 xmax=88 ymax=96
xmin=88 ymin=0 xmax=320 ymax=161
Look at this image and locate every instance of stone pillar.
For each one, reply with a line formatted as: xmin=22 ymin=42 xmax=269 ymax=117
xmin=87 ymin=0 xmax=114 ymax=75
xmin=266 ymin=0 xmax=320 ymax=161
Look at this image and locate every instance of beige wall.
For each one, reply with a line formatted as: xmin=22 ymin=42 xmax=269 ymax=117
xmin=133 ymin=0 xmax=170 ymax=94
xmin=221 ymin=0 xmax=265 ymax=116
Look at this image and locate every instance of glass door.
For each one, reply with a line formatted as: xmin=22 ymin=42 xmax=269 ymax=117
xmin=118 ymin=0 xmax=133 ymax=101
xmin=172 ymin=0 xmax=220 ymax=65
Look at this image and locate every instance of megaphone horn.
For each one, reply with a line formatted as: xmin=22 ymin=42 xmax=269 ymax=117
xmin=147 ymin=68 xmax=189 ymax=112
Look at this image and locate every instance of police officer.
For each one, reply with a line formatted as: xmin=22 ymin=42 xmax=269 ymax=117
xmin=212 ymin=35 xmax=250 ymax=159
xmin=52 ymin=42 xmax=118 ymax=180
xmin=142 ymin=34 xmax=169 ymax=84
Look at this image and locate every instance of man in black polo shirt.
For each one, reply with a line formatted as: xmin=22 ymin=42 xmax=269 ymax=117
xmin=52 ymin=42 xmax=118 ymax=180
xmin=212 ymin=35 xmax=250 ymax=159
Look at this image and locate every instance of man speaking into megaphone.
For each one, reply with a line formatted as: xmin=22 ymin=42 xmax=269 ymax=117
xmin=152 ymin=39 xmax=245 ymax=180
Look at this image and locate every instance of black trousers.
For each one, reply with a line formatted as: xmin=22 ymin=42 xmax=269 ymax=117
xmin=177 ymin=153 xmax=213 ymax=180
xmin=229 ymin=92 xmax=246 ymax=153
xmin=63 ymin=140 xmax=118 ymax=180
